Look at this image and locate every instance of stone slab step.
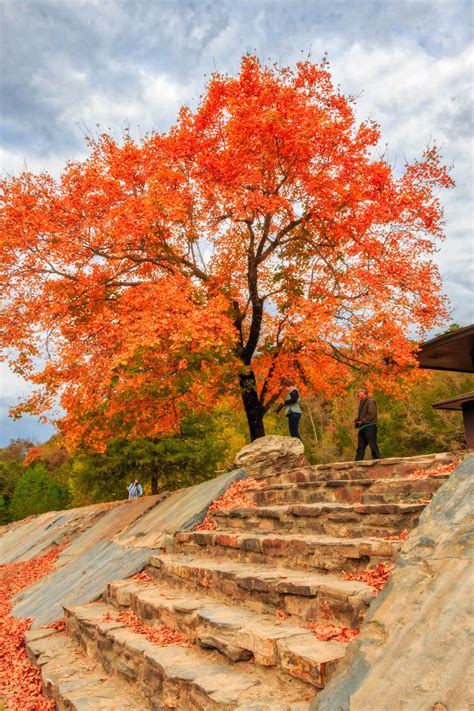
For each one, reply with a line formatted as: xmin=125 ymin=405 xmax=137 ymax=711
xmin=174 ymin=530 xmax=401 ymax=573
xmin=25 ymin=627 xmax=148 ymax=710
xmin=262 ymin=452 xmax=457 ymax=486
xmin=106 ymin=577 xmax=346 ymax=688
xmin=149 ymin=554 xmax=375 ymax=627
xmin=211 ymin=502 xmax=425 ymax=537
xmin=250 ymin=476 xmax=448 ymax=506
xmin=65 ymin=601 xmax=314 ymax=709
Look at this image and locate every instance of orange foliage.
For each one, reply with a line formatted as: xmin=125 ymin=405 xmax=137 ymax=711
xmin=0 ymin=55 xmax=453 ymax=445
xmin=0 ymin=544 xmax=69 ymax=710
xmin=22 ymin=447 xmax=42 ymax=467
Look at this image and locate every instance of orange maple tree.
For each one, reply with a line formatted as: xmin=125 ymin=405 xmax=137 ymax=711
xmin=0 ymin=55 xmax=453 ymax=446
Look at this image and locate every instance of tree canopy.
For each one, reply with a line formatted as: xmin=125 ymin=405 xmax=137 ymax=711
xmin=0 ymin=55 xmax=453 ymax=445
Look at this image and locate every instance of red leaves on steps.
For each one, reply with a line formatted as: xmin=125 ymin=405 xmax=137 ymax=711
xmin=344 ymin=562 xmax=395 ymax=594
xmin=40 ymin=618 xmax=66 ymax=633
xmin=308 ymin=623 xmax=359 ymax=643
xmin=194 ymin=517 xmax=217 ymax=531
xmin=409 ymin=462 xmax=456 ymax=479
xmin=385 ymin=528 xmax=409 ymax=541
xmin=132 ymin=570 xmax=154 ymax=583
xmin=102 ymin=610 xmax=192 ymax=646
xmin=195 ymin=477 xmax=265 ymax=531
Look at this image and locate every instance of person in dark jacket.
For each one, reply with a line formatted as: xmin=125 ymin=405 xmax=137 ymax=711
xmin=276 ymin=378 xmax=302 ymax=439
xmin=354 ymin=386 xmax=380 ymax=460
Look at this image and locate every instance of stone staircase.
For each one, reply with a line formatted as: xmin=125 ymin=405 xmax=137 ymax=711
xmin=25 ymin=450 xmax=458 ymax=710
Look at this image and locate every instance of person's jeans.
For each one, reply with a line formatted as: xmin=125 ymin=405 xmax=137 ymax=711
xmin=355 ymin=424 xmax=380 ymax=460
xmin=288 ymin=412 xmax=301 ymax=439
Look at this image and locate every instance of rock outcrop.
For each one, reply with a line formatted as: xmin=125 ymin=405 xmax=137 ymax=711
xmin=310 ymin=453 xmax=473 ymax=711
xmin=232 ymin=435 xmax=308 ymax=478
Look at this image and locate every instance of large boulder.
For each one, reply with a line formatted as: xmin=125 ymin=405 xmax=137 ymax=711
xmin=232 ymin=435 xmax=308 ymax=479
xmin=310 ymin=453 xmax=474 ymax=711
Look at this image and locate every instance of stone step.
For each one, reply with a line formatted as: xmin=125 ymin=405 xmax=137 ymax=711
xmin=174 ymin=530 xmax=402 ymax=573
xmin=106 ymin=577 xmax=346 ymax=688
xmin=149 ymin=554 xmax=375 ymax=627
xmin=25 ymin=626 xmax=148 ymax=710
xmin=250 ymin=475 xmax=448 ymax=506
xmin=65 ymin=601 xmax=314 ymax=709
xmin=260 ymin=452 xmax=457 ymax=487
xmin=211 ymin=502 xmax=425 ymax=537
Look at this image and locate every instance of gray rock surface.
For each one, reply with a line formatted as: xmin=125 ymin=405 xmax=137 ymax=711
xmin=310 ymin=453 xmax=474 ymax=711
xmin=233 ymin=435 xmax=308 ymax=479
xmin=11 ymin=469 xmax=245 ymax=625
xmin=13 ymin=539 xmax=152 ymax=626
xmin=115 ymin=468 xmax=246 ymax=547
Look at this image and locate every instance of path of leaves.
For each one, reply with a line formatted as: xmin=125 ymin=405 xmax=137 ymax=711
xmin=0 ymin=543 xmax=69 ymax=711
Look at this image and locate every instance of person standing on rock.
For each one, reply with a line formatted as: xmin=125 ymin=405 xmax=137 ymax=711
xmin=128 ymin=479 xmax=143 ymax=499
xmin=276 ymin=378 xmax=302 ymax=439
xmin=354 ymin=386 xmax=380 ymax=460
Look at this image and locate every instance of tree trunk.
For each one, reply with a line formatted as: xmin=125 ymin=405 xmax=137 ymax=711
xmin=151 ymin=474 xmax=158 ymax=495
xmin=239 ymin=369 xmax=265 ymax=441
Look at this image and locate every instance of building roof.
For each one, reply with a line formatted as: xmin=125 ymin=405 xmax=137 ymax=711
xmin=432 ymin=391 xmax=474 ymax=411
xmin=417 ymin=325 xmax=474 ymax=373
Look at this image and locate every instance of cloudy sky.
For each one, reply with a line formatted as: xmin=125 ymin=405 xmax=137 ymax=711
xmin=0 ymin=0 xmax=473 ymax=445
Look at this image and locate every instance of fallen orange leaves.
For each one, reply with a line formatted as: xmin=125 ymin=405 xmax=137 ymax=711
xmin=344 ymin=562 xmax=395 ymax=594
xmin=275 ymin=609 xmax=291 ymax=625
xmin=132 ymin=570 xmax=154 ymax=583
xmin=195 ymin=478 xmax=265 ymax=531
xmin=409 ymin=462 xmax=456 ymax=480
xmin=309 ymin=623 xmax=359 ymax=643
xmin=207 ymin=477 xmax=265 ymax=514
xmin=385 ymin=528 xmax=409 ymax=541
xmin=194 ymin=517 xmax=217 ymax=531
xmin=40 ymin=618 xmax=66 ymax=633
xmin=102 ymin=610 xmax=192 ymax=646
xmin=0 ymin=543 xmax=69 ymax=710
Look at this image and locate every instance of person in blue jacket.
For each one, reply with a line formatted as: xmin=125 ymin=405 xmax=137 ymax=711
xmin=128 ymin=479 xmax=143 ymax=499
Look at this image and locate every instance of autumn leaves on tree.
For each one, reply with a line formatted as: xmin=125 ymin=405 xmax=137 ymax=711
xmin=0 ymin=55 xmax=453 ymax=446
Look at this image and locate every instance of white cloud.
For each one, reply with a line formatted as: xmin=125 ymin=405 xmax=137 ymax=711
xmin=0 ymin=362 xmax=31 ymax=399
xmin=0 ymin=145 xmax=79 ymax=177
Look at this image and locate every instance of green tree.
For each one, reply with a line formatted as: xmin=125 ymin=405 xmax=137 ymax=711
xmin=9 ymin=464 xmax=70 ymax=520
xmin=0 ymin=453 xmax=26 ymax=524
xmin=69 ymin=411 xmax=235 ymax=505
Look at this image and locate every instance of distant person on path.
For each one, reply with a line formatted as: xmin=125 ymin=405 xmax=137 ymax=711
xmin=354 ymin=386 xmax=380 ymax=460
xmin=276 ymin=378 xmax=302 ymax=439
xmin=128 ymin=479 xmax=143 ymax=499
